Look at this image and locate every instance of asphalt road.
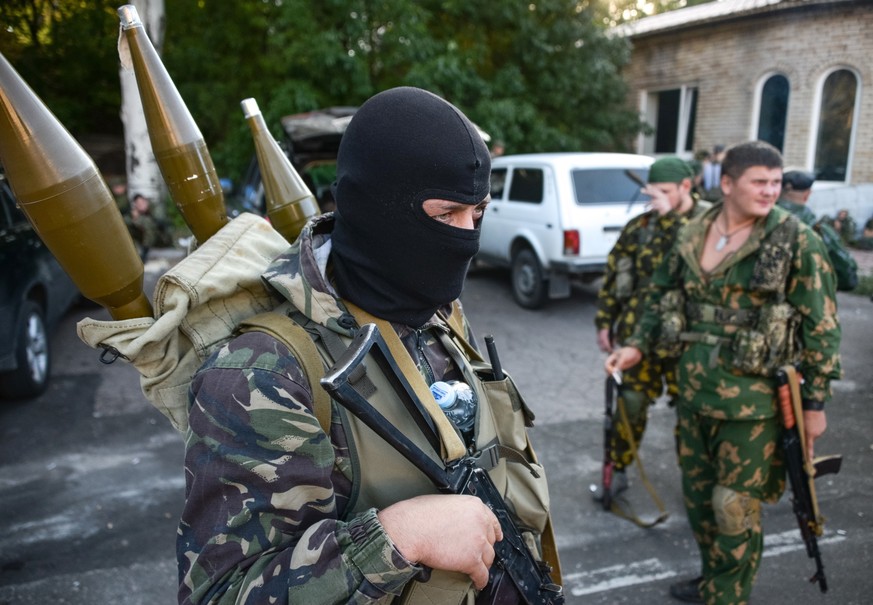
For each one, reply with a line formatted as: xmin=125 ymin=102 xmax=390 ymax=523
xmin=0 ymin=254 xmax=871 ymax=604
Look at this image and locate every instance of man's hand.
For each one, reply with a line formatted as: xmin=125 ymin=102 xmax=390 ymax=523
xmin=642 ymin=184 xmax=673 ymax=216
xmin=803 ymin=410 xmax=827 ymax=461
xmin=597 ymin=328 xmax=613 ymax=354
xmin=379 ymin=494 xmax=503 ymax=589
xmin=605 ymin=346 xmax=642 ymax=376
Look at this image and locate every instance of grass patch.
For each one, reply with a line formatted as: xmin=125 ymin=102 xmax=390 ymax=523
xmin=850 ymin=274 xmax=873 ymax=298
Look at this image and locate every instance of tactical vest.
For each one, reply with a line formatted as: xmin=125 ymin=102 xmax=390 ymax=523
xmin=615 ymin=199 xmax=712 ymax=302
xmin=614 ymin=214 xmax=653 ymax=301
xmin=657 ymin=216 xmax=802 ymax=375
xmin=279 ymin=304 xmax=551 ymax=605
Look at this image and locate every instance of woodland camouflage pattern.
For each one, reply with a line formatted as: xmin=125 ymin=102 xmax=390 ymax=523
xmin=627 ymin=203 xmax=841 ymax=604
xmin=627 ymin=203 xmax=841 ymax=414
xmin=595 ymin=199 xmax=708 ymax=468
xmin=775 ymin=197 xmax=816 ymax=226
xmin=177 ymin=214 xmax=467 ymax=604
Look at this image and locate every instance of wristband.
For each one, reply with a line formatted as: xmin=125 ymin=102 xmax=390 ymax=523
xmin=801 ymin=399 xmax=825 ymax=412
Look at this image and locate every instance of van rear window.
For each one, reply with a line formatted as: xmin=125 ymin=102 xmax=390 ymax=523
xmin=572 ymin=168 xmax=649 ymax=205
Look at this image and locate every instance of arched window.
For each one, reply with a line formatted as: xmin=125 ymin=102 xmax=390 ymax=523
xmin=757 ymin=74 xmax=789 ymax=151
xmin=814 ymin=69 xmax=859 ymax=182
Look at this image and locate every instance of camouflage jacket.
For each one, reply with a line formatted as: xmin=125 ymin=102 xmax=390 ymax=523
xmin=595 ymin=197 xmax=709 ymax=343
xmin=626 ymin=204 xmax=842 ymax=418
xmin=177 ymin=214 xmax=471 ymax=604
xmin=776 ymin=197 xmax=817 ymax=226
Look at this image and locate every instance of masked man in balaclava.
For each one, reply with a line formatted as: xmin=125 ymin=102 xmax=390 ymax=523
xmin=177 ymin=87 xmax=559 ymax=604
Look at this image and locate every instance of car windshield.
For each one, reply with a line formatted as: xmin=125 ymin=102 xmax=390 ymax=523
xmin=572 ymin=168 xmax=649 ymax=205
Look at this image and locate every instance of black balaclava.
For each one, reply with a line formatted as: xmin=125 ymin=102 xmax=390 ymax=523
xmin=331 ymin=87 xmax=491 ymax=327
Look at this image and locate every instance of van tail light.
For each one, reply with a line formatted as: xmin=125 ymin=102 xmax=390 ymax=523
xmin=563 ymin=230 xmax=580 ymax=255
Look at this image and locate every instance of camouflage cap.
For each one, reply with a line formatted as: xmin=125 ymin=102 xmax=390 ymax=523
xmin=648 ymin=157 xmax=695 ymax=184
xmin=782 ymin=169 xmax=815 ymax=191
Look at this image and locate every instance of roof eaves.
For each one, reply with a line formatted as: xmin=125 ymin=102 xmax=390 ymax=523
xmin=612 ymin=0 xmax=836 ymax=39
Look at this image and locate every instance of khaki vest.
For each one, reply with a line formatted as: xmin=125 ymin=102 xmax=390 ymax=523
xmin=317 ymin=309 xmax=551 ymax=605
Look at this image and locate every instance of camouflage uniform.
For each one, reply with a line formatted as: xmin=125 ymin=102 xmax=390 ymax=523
xmin=595 ymin=197 xmax=709 ymax=469
xmin=777 ymin=197 xmax=859 ymax=291
xmin=125 ymin=211 xmax=159 ymax=260
xmin=775 ymin=197 xmax=816 ymax=226
xmin=177 ymin=214 xmax=549 ymax=604
xmin=627 ymin=204 xmax=841 ymax=605
xmin=820 ymin=212 xmax=858 ymax=245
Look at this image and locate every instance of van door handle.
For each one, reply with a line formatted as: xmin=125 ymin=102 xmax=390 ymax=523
xmin=603 ymin=226 xmax=623 ymax=233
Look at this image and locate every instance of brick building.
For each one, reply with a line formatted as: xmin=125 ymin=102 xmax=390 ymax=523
xmin=616 ymin=0 xmax=873 ymax=223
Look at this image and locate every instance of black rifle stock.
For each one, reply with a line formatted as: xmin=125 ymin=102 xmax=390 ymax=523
xmin=775 ymin=367 xmax=842 ymax=593
xmin=320 ymin=323 xmax=564 ymax=605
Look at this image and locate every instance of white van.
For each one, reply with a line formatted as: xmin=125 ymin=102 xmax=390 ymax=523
xmin=478 ymin=152 xmax=654 ymax=308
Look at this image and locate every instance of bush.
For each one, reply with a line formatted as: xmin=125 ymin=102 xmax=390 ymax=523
xmin=850 ymin=274 xmax=873 ymax=298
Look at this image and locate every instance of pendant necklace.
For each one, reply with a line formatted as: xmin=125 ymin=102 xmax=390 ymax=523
xmin=713 ymin=214 xmax=757 ymax=252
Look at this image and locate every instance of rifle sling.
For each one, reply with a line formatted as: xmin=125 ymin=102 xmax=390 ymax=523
xmin=344 ymin=301 xmax=467 ymax=462
xmin=609 ymin=382 xmax=669 ymax=529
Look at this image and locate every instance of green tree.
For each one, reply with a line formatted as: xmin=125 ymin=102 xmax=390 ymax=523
xmin=0 ymin=0 xmax=122 ymax=135
xmin=163 ymin=0 xmax=643 ymax=182
xmin=3 ymin=0 xmax=652 ymax=185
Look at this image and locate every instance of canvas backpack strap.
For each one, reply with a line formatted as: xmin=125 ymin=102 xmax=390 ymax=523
xmin=238 ymin=312 xmax=332 ymax=434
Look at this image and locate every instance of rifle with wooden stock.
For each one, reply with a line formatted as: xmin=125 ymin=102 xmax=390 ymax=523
xmin=775 ymin=366 xmax=842 ymax=593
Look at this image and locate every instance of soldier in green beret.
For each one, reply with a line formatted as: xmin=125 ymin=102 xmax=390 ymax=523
xmin=606 ymin=141 xmax=841 ymax=604
xmin=593 ymin=156 xmax=710 ymax=501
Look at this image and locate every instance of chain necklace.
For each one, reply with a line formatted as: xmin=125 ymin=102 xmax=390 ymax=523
xmin=713 ymin=213 xmax=757 ymax=252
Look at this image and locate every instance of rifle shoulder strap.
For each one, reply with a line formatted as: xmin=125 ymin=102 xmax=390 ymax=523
xmin=439 ymin=300 xmax=484 ymax=362
xmin=238 ymin=312 xmax=332 ymax=434
xmin=344 ymin=301 xmax=467 ymax=463
xmin=610 ymin=392 xmax=669 ymax=529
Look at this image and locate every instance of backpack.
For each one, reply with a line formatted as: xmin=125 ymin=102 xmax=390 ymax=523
xmin=77 ymin=213 xmax=330 ymax=433
xmin=814 ymin=221 xmax=859 ymax=291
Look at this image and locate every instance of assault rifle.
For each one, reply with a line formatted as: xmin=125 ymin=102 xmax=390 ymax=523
xmin=597 ymin=374 xmax=618 ymax=510
xmin=775 ymin=366 xmax=842 ymax=593
xmin=590 ymin=372 xmax=668 ymax=528
xmin=320 ymin=323 xmax=564 ymax=605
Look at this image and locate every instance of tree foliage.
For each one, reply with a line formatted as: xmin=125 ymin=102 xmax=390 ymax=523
xmin=3 ymin=0 xmax=655 ymax=183
xmin=0 ymin=0 xmax=123 ymax=134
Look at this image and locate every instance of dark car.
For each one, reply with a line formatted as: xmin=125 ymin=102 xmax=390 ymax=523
xmin=227 ymin=106 xmax=356 ymax=218
xmin=0 ymin=170 xmax=80 ymax=400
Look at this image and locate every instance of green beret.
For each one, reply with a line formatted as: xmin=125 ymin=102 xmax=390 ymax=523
xmin=648 ymin=157 xmax=694 ymax=184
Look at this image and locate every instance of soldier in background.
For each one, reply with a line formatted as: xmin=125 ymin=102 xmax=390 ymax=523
xmin=776 ymin=169 xmax=817 ymax=226
xmin=125 ymin=193 xmax=159 ymax=261
xmin=593 ymin=157 xmax=710 ymax=500
xmin=606 ymin=141 xmax=841 ymax=604
xmin=821 ymin=208 xmax=858 ymax=246
xmin=778 ymin=170 xmax=859 ymax=291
